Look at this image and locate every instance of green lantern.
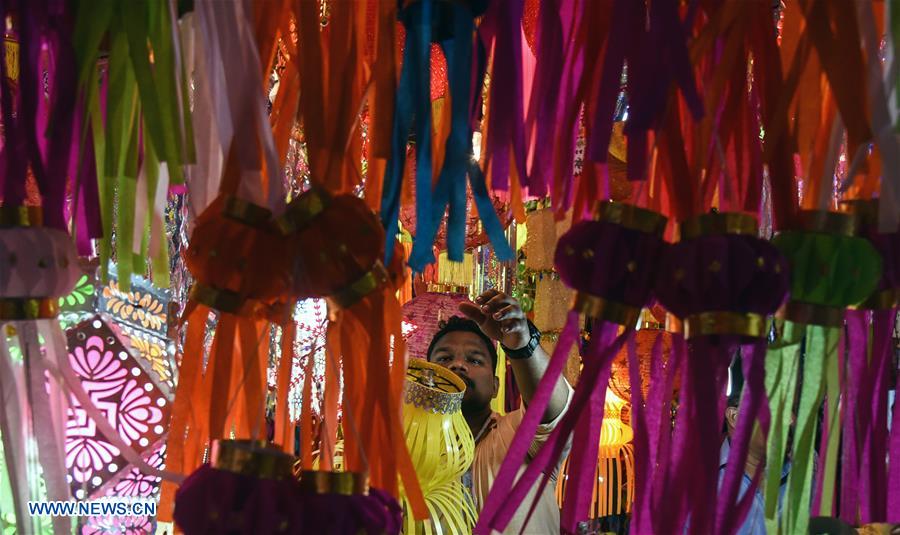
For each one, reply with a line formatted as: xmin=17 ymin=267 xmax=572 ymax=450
xmin=767 ymin=210 xmax=882 ymax=534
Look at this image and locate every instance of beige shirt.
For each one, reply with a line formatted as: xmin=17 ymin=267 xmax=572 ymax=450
xmin=469 ymin=383 xmax=574 ymax=534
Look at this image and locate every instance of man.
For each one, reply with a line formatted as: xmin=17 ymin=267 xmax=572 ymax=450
xmin=721 ymin=360 xmax=790 ymax=535
xmin=426 ymin=289 xmax=573 ymax=534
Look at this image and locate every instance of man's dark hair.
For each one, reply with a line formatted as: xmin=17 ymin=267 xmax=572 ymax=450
xmin=727 ymin=354 xmax=744 ymax=409
xmin=426 ymin=316 xmax=499 ymax=371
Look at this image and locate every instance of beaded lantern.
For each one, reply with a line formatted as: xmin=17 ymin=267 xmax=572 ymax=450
xmin=476 ymin=201 xmax=668 ymax=535
xmin=278 ymin=188 xmax=427 ymax=519
xmin=401 ymin=359 xmax=476 ymax=534
xmin=651 ymin=211 xmax=789 ymax=535
xmin=769 ymin=210 xmax=882 ymax=534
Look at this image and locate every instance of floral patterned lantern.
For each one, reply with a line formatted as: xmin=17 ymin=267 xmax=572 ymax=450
xmin=65 ymin=315 xmax=171 ymax=500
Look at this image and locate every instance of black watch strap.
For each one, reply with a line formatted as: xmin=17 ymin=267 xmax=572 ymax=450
xmin=501 ymin=321 xmax=541 ymax=360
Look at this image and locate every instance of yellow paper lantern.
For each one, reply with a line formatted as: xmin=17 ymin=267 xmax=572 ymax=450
xmin=555 ymin=390 xmax=635 ymax=519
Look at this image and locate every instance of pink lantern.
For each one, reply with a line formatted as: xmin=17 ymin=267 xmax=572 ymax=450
xmin=401 ymin=292 xmax=470 ymax=359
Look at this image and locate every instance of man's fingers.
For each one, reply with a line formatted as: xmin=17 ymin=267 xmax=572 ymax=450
xmin=458 ymin=301 xmax=487 ymax=323
xmin=481 ymin=293 xmax=515 ymax=314
xmin=474 ymin=288 xmax=500 ymax=305
xmin=491 ymin=304 xmax=523 ymax=322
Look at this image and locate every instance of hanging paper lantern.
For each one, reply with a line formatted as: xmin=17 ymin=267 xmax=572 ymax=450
xmin=278 ymin=188 xmax=427 ymax=520
xmin=294 ymin=470 xmax=402 ymax=535
xmin=401 ymin=293 xmax=469 ymax=359
xmin=65 ymin=315 xmax=171 ymax=500
xmin=0 ymin=212 xmax=82 ymax=534
xmin=477 ymin=201 xmax=667 ymax=534
xmin=651 ymin=211 xmax=789 ymax=535
xmin=524 ymin=209 xmax=573 ymax=272
xmin=402 ymin=359 xmax=477 ymax=534
xmin=609 ymin=327 xmax=676 ymax=404
xmin=162 ymin=194 xmax=295 ymax=520
xmin=556 ymin=390 xmax=635 ymax=520
xmin=768 ymin=209 xmax=882 ymax=534
xmin=174 ymin=440 xmax=300 ymax=534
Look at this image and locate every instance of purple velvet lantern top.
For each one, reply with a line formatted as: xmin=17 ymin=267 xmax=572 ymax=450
xmin=654 ymin=212 xmax=789 ymax=320
xmin=554 ymin=202 xmax=667 ymax=315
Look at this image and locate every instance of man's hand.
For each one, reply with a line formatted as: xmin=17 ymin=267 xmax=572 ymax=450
xmin=458 ymin=289 xmax=530 ymax=350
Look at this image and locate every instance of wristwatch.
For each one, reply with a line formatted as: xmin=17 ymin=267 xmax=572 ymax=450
xmin=501 ymin=320 xmax=541 ymax=360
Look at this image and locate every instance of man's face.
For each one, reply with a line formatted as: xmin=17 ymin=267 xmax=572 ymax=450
xmin=428 ymin=331 xmax=499 ymax=415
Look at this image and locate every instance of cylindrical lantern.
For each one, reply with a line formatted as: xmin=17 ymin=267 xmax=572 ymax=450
xmin=555 ymin=390 xmax=635 ymax=520
xmin=402 ymin=359 xmax=476 ymax=534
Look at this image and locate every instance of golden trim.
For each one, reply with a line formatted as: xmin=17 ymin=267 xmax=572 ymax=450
xmin=189 ymin=283 xmax=247 ymax=315
xmin=425 ymin=282 xmax=470 ymax=295
xmin=683 ymin=311 xmax=765 ymax=339
xmin=276 ymin=189 xmax=328 ymax=235
xmin=852 ymin=287 xmax=898 ymax=311
xmin=0 ymin=206 xmax=43 ymax=228
xmin=842 ymin=199 xmax=878 ymax=231
xmin=797 ymin=209 xmax=856 ymax=237
xmin=782 ymin=301 xmax=845 ymax=327
xmin=666 ymin=313 xmax=684 ymax=334
xmin=211 ymin=439 xmax=295 ymax=481
xmin=593 ymin=201 xmax=667 ymax=236
xmin=405 ymin=358 xmax=466 ymax=415
xmin=680 ymin=212 xmax=758 ymax=240
xmin=223 ymin=196 xmax=273 ymax=228
xmin=326 ymin=262 xmax=389 ymax=310
xmin=0 ymin=298 xmax=59 ymax=320
xmin=296 ymin=470 xmax=369 ymax=496
xmin=573 ymin=292 xmax=641 ymax=327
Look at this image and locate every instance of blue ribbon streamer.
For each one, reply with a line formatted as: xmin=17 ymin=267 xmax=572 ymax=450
xmin=384 ymin=0 xmax=514 ymax=273
xmin=381 ymin=0 xmax=432 ymax=266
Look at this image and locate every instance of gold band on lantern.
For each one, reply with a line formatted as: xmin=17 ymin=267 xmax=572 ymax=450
xmin=683 ymin=311 xmax=765 ymax=339
xmin=189 ymin=283 xmax=248 ymax=315
xmin=842 ymin=199 xmax=878 ymax=231
xmin=680 ymin=212 xmax=758 ymax=241
xmin=275 ymin=189 xmax=329 ymax=235
xmin=854 ymin=287 xmax=899 ymax=310
xmin=0 ymin=206 xmax=43 ymax=228
xmin=797 ymin=209 xmax=856 ymax=237
xmin=210 ymin=439 xmax=295 ymax=481
xmin=404 ymin=359 xmax=466 ymax=415
xmin=593 ymin=201 xmax=667 ymax=236
xmin=781 ymin=301 xmax=845 ymax=328
xmin=0 ymin=298 xmax=59 ymax=320
xmin=573 ymin=292 xmax=641 ymax=327
xmin=326 ymin=261 xmax=389 ymax=310
xmin=223 ymin=196 xmax=273 ymax=228
xmin=296 ymin=470 xmax=369 ymax=496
